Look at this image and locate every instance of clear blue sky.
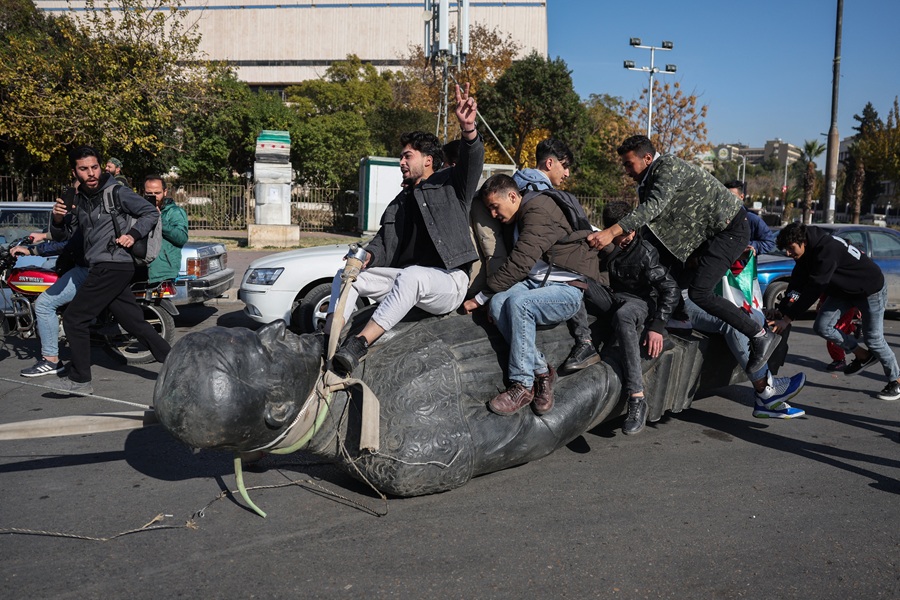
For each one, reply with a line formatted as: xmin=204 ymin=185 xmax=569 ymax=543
xmin=547 ymin=0 xmax=900 ymax=149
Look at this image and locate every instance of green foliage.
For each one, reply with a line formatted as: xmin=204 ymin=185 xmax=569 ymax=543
xmin=294 ymin=111 xmax=382 ymax=189
xmin=478 ymin=52 xmax=589 ymax=167
xmin=0 ymin=0 xmax=209 ymax=179
xmin=568 ymin=94 xmax=631 ymax=199
xmin=858 ymin=97 xmax=900 ymax=195
xmin=169 ymin=70 xmax=301 ymax=182
xmin=285 ymin=56 xmax=392 ymax=116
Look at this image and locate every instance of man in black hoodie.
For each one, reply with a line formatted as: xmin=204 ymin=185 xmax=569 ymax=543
xmin=770 ymin=223 xmax=900 ymax=401
xmin=48 ymin=145 xmax=170 ymax=395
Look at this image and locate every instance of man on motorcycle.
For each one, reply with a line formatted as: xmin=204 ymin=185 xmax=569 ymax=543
xmin=48 ymin=146 xmax=170 ymax=395
xmin=11 ymin=226 xmax=87 ymax=378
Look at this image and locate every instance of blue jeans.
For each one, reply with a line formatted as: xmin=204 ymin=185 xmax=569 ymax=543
xmin=814 ymin=285 xmax=900 ymax=381
xmin=33 ymin=266 xmax=89 ymax=358
xmin=489 ymin=279 xmax=583 ymax=388
xmin=683 ymin=294 xmax=767 ymax=381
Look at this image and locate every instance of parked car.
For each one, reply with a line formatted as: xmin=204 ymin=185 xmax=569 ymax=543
xmin=757 ymin=224 xmax=900 ymax=311
xmin=239 ymin=243 xmax=369 ymax=333
xmin=0 ymin=201 xmax=233 ymax=306
xmin=173 ymin=241 xmax=234 ymax=305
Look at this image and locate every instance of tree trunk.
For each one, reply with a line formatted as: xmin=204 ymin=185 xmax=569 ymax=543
xmin=852 ymin=157 xmax=865 ymax=224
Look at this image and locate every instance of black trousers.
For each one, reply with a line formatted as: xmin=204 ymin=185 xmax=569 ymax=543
xmin=661 ymin=208 xmax=761 ymax=339
xmin=63 ymin=262 xmax=171 ymax=382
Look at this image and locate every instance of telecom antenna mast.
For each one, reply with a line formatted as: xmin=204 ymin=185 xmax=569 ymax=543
xmin=423 ymin=0 xmax=469 ymax=142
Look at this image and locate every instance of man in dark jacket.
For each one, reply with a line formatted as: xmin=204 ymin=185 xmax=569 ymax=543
xmin=463 ymin=174 xmax=602 ymax=417
xmin=329 ymin=84 xmax=483 ymax=374
xmin=770 ymin=223 xmax=900 ymax=401
xmin=587 ymin=136 xmax=781 ymax=376
xmin=601 ymin=201 xmax=680 ymax=435
xmin=723 ymin=180 xmax=776 ymax=256
xmin=48 ymin=145 xmax=170 ymax=395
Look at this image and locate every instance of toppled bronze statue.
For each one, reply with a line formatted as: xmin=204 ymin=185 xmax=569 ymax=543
xmin=153 ymin=306 xmax=713 ymax=511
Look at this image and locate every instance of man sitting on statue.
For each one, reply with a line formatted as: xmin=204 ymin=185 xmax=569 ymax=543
xmin=327 ymin=84 xmax=484 ymax=375
xmin=462 ymin=174 xmax=602 ymax=417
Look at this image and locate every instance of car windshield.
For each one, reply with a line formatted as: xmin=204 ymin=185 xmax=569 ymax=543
xmin=0 ymin=207 xmax=51 ymax=245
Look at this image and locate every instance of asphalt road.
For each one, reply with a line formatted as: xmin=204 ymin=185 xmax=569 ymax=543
xmin=0 ymin=298 xmax=897 ymax=599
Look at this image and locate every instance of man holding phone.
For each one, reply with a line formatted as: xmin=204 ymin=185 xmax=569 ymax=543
xmin=48 ymin=145 xmax=170 ymax=395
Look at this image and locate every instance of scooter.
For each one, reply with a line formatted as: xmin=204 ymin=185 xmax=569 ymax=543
xmin=0 ymin=237 xmax=178 ymax=365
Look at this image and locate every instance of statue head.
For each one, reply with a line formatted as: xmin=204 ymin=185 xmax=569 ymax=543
xmin=153 ymin=321 xmax=323 ymax=452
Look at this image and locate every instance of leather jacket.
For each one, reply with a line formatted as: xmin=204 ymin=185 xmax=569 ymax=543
xmin=365 ymin=135 xmax=484 ymax=271
xmin=605 ymin=231 xmax=680 ymax=333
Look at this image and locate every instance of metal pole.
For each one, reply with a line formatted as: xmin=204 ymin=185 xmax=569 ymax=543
xmin=646 ymin=47 xmax=655 ymax=137
xmin=823 ymin=0 xmax=843 ymax=224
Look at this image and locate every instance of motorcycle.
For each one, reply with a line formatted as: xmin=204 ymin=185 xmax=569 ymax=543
xmin=0 ymin=237 xmax=178 ymax=365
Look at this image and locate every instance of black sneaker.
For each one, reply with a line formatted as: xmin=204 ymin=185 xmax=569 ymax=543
xmin=622 ymin=396 xmax=648 ymax=435
xmin=876 ymin=381 xmax=900 ymax=401
xmin=845 ymin=352 xmax=878 ymax=376
xmin=20 ymin=359 xmax=66 ymax=378
xmin=747 ymin=329 xmax=781 ymax=374
xmin=561 ymin=341 xmax=601 ymax=373
xmin=331 ymin=336 xmax=369 ymax=375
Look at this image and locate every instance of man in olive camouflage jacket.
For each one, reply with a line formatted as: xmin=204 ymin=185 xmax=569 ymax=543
xmin=587 ymin=135 xmax=779 ymax=375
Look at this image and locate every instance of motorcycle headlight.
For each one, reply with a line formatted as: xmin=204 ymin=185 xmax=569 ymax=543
xmin=246 ymin=267 xmax=284 ymax=286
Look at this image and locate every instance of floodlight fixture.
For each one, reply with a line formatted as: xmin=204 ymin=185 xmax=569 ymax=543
xmin=624 ymin=38 xmax=678 ymax=137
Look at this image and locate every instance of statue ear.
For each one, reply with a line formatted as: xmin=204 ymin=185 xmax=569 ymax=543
xmin=257 ymin=320 xmax=287 ymax=351
xmin=265 ymin=400 xmax=291 ymax=427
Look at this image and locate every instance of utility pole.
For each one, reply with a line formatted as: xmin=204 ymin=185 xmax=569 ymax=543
xmin=823 ymin=0 xmax=843 ymax=223
xmin=424 ymin=0 xmax=469 ymax=142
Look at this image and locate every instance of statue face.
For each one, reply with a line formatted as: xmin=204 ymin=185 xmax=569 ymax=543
xmin=154 ymin=322 xmax=323 ymax=452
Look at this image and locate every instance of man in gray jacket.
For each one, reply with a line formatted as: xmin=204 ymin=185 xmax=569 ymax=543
xmin=329 ymin=84 xmax=483 ymax=374
xmin=49 ymin=145 xmax=170 ymax=394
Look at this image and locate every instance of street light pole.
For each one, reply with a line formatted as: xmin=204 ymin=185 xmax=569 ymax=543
xmin=624 ymin=38 xmax=676 ymax=138
xmin=823 ymin=0 xmax=843 ymax=224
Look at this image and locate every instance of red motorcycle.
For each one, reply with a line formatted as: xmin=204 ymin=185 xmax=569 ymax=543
xmin=0 ymin=237 xmax=177 ymax=364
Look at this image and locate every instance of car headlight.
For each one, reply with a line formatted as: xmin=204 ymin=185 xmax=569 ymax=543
xmin=246 ymin=267 xmax=284 ymax=286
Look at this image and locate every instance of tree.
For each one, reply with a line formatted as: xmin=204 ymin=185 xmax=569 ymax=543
xmin=842 ymin=145 xmax=865 ymax=224
xmin=799 ymin=139 xmax=826 ymax=224
xmin=0 ymin=0 xmax=209 ymax=178
xmin=568 ymin=93 xmax=631 ymax=199
xmin=285 ymin=56 xmax=394 ymax=187
xmin=624 ymin=80 xmax=709 ymax=159
xmin=395 ymin=24 xmax=521 ymax=114
xmin=478 ymin=51 xmax=589 ymax=167
xmin=858 ymin=97 xmax=900 ymax=198
xmin=167 ymin=69 xmax=301 ymax=182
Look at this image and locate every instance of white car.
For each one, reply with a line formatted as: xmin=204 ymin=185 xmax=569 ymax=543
xmin=239 ymin=242 xmax=370 ymax=333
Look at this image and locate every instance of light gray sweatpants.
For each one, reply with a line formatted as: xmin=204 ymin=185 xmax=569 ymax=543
xmin=327 ymin=265 xmax=469 ymax=332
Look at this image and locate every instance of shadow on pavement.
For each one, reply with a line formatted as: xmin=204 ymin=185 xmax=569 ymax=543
xmin=674 ymin=407 xmax=900 ymax=495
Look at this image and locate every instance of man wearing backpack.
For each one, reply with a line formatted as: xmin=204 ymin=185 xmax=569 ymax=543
xmin=142 ymin=175 xmax=188 ymax=284
xmin=48 ymin=145 xmax=171 ymax=395
xmin=462 ymin=174 xmax=602 ymax=416
xmin=509 ymin=138 xmax=604 ymax=373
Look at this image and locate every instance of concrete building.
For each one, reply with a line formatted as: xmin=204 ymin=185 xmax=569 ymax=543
xmin=714 ymin=139 xmax=802 ymax=167
xmin=35 ymin=1 xmax=548 ymax=90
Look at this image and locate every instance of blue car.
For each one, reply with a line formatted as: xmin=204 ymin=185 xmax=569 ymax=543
xmin=757 ymin=224 xmax=900 ymax=311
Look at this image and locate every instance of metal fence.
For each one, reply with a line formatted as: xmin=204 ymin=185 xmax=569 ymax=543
xmin=0 ymin=176 xmax=354 ymax=232
xmin=172 ymin=183 xmax=251 ymax=231
xmin=0 ymin=176 xmax=60 ymax=203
